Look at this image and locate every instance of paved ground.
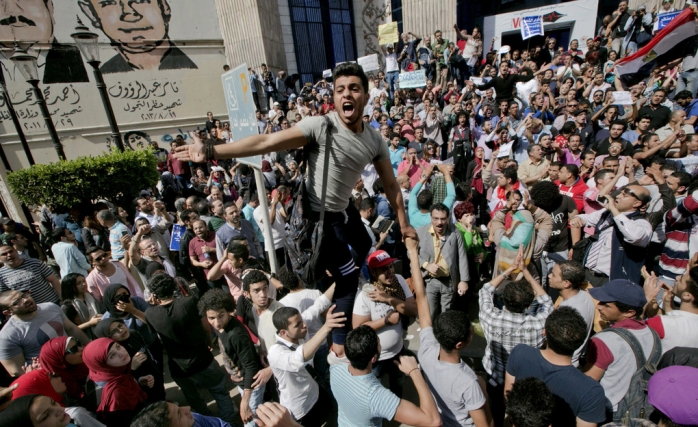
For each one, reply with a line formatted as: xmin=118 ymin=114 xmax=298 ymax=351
xmin=162 ymin=295 xmax=488 ymax=427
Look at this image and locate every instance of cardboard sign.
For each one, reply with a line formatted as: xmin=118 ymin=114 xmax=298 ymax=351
xmin=378 ymin=22 xmax=399 ymax=45
xmin=611 ymin=91 xmax=633 ymax=105
xmin=358 ymin=54 xmax=380 ymax=72
xmin=398 ymin=69 xmax=426 ymax=88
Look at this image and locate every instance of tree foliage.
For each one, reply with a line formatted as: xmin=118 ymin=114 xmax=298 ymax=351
xmin=8 ymin=149 xmax=159 ymax=208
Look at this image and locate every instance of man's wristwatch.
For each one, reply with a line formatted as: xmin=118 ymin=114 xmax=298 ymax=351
xmin=502 ymin=272 xmax=511 ymax=280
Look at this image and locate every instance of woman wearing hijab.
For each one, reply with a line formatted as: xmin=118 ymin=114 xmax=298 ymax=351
xmin=60 ymin=274 xmax=103 ymax=339
xmin=93 ymin=318 xmax=165 ymax=402
xmin=10 ymin=371 xmax=104 ymax=427
xmin=82 ymin=338 xmax=151 ymax=427
xmin=39 ymin=337 xmax=89 ymax=402
xmin=100 ymin=283 xmax=154 ymax=346
xmin=159 ymin=171 xmax=182 ymax=212
xmin=261 ymin=160 xmax=277 ymax=191
xmin=0 ymin=394 xmax=75 ymax=427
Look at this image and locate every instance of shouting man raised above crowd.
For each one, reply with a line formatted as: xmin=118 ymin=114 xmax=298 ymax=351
xmin=174 ymin=63 xmax=415 ymax=358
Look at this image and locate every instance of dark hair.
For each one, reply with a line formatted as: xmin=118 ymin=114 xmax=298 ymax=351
xmin=545 ymin=306 xmax=588 ymax=356
xmin=417 ymin=189 xmax=434 ymax=210
xmin=594 ymin=169 xmax=614 ymax=184
xmin=433 ymin=311 xmax=472 ymax=352
xmin=430 ymin=202 xmax=449 ymax=215
xmin=389 ymin=132 xmax=401 ymax=140
xmin=147 ymin=274 xmax=178 ymax=300
xmin=653 ymin=87 xmax=668 ymax=97
xmin=684 ymin=266 xmax=698 ymax=309
xmin=226 ymin=240 xmax=249 ymax=262
xmin=610 ymin=119 xmax=626 ymax=132
xmin=506 ymin=377 xmax=555 ymax=427
xmin=603 ymin=155 xmax=620 ymax=165
xmin=50 ymin=227 xmax=67 ymax=242
xmin=135 ymin=217 xmax=149 ymax=227
xmin=671 ymin=171 xmax=692 ymax=191
xmin=562 ymin=164 xmax=579 ymax=179
xmin=195 ymin=201 xmax=210 ymax=216
xmin=272 ymin=306 xmax=301 ymax=332
xmin=197 ymin=288 xmax=236 ymax=316
xmin=502 ymin=167 xmax=518 ymax=185
xmin=372 ymin=179 xmax=384 ymax=195
xmin=549 ymin=161 xmax=563 ymax=169
xmin=345 ymin=325 xmax=379 ymax=370
xmin=675 ymin=90 xmax=693 ymax=100
xmin=277 ymin=265 xmax=301 ymax=292
xmin=61 ymin=303 xmax=79 ymax=324
xmin=131 ymin=401 xmax=170 ymax=427
xmin=614 ymin=301 xmax=644 ymax=319
xmin=556 ymin=260 xmax=585 ymax=289
xmin=359 ymin=197 xmax=376 ymax=212
xmin=242 ymin=269 xmax=269 ymax=293
xmin=86 ymin=246 xmax=106 ymax=262
xmin=529 ymin=181 xmax=562 ymax=213
xmin=180 ymin=209 xmax=197 ymax=222
xmin=60 ymin=273 xmax=85 ymax=302
xmin=503 ymin=279 xmax=535 ymax=313
xmin=333 ymin=62 xmax=369 ymax=93
xmin=561 ymin=121 xmax=576 ymax=135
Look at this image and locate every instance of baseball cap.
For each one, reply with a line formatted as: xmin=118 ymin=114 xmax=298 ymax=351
xmin=593 ymin=36 xmax=602 ymax=42
xmin=367 ymin=250 xmax=397 ymax=269
xmin=273 ymin=102 xmax=280 ymax=106
xmin=573 ymin=109 xmax=587 ymax=116
xmin=648 ymin=366 xmax=698 ymax=425
xmin=588 ymin=279 xmax=647 ymax=307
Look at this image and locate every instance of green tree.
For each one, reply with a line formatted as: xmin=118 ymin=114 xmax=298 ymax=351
xmin=8 ymin=149 xmax=159 ymax=208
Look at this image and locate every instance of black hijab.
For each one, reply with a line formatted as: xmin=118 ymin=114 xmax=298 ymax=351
xmin=93 ymin=317 xmax=123 ymax=340
xmin=93 ymin=317 xmax=146 ymax=356
xmin=0 ymin=394 xmax=37 ymax=427
xmin=102 ymin=283 xmax=130 ymax=317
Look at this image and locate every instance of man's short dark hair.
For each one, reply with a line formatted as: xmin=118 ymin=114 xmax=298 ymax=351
xmin=430 ymin=202 xmax=449 ymax=215
xmin=131 ymin=401 xmax=170 ymax=427
xmin=197 ymin=288 xmax=236 ymax=316
xmin=561 ymin=121 xmax=576 ymax=135
xmin=433 ymin=311 xmax=472 ymax=352
xmin=135 ymin=217 xmax=149 ymax=226
xmin=683 ymin=267 xmax=698 ymax=309
xmin=278 ymin=264 xmax=303 ymax=290
xmin=557 ymin=260 xmax=585 ymax=289
xmin=226 ymin=240 xmax=249 ymax=262
xmin=147 ymin=274 xmax=178 ymax=300
xmin=603 ymin=155 xmax=620 ymax=165
xmin=529 ymin=181 xmax=562 ymax=213
xmin=503 ymin=279 xmax=535 ymax=313
xmin=272 ymin=306 xmax=301 ymax=333
xmin=614 ymin=301 xmax=644 ymax=319
xmin=195 ymin=201 xmax=210 ymax=216
xmin=506 ymin=378 xmax=555 ymax=427
xmin=50 ymin=227 xmax=67 ymax=242
xmin=610 ymin=119 xmax=626 ymax=132
xmin=333 ymin=62 xmax=369 ymax=93
xmin=389 ymin=132 xmax=401 ymax=140
xmin=180 ymin=209 xmax=197 ymax=222
xmin=372 ymin=179 xmax=384 ymax=195
xmin=417 ymin=189 xmax=434 ymax=210
xmin=345 ymin=325 xmax=379 ymax=370
xmin=545 ymin=306 xmax=588 ymax=356
xmin=675 ymin=90 xmax=693 ymax=100
xmin=359 ymin=197 xmax=376 ymax=212
xmin=671 ymin=171 xmax=692 ymax=192
xmin=242 ymin=269 xmax=268 ymax=293
xmin=562 ymin=164 xmax=579 ymax=179
xmin=653 ymin=87 xmax=668 ymax=97
xmin=502 ymin=167 xmax=518 ymax=185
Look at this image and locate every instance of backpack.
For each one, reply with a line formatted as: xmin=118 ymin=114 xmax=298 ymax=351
xmin=601 ymin=327 xmax=661 ymax=424
xmin=282 ymin=116 xmax=333 ymax=287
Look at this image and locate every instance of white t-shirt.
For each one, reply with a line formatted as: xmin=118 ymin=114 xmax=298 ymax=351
xmin=559 ymin=291 xmax=596 ymax=367
xmin=253 ymin=203 xmax=286 ymax=251
xmin=352 ymin=275 xmax=413 ymax=361
xmin=279 ymin=289 xmax=325 ymax=339
xmin=385 ymin=52 xmax=399 ymax=72
xmin=107 ymin=263 xmax=128 ymax=286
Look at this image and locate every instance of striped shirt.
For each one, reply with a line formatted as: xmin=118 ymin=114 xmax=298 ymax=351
xmin=658 ymin=190 xmax=698 ymax=279
xmin=0 ymin=259 xmax=59 ymax=304
xmin=330 ymin=363 xmax=400 ymax=427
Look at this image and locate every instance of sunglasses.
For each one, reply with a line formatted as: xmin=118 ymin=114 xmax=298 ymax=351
xmin=65 ymin=345 xmax=80 ymax=355
xmin=622 ymin=188 xmax=642 ymax=201
xmin=94 ymin=254 xmax=107 ymax=262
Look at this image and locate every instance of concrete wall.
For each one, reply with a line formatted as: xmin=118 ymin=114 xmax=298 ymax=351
xmin=402 ymin=0 xmax=457 ymax=46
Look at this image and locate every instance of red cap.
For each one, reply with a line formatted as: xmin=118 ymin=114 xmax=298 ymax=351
xmin=366 ymin=250 xmax=397 ymax=269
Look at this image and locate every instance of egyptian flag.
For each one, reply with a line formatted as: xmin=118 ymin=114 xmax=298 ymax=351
xmin=614 ymin=7 xmax=698 ymax=87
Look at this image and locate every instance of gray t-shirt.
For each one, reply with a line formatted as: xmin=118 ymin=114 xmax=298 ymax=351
xmin=418 ymin=327 xmax=486 ymax=426
xmin=0 ymin=303 xmax=67 ymax=363
xmin=296 ymin=112 xmax=390 ymax=212
xmin=560 ymin=290 xmax=596 ymax=366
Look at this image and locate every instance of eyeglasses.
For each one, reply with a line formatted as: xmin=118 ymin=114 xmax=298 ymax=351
xmin=10 ymin=291 xmax=31 ymax=307
xmin=594 ymin=94 xmax=602 ymax=97
xmin=567 ymin=104 xmax=578 ymax=107
xmin=109 ymin=322 xmax=127 ymax=337
xmin=65 ymin=345 xmax=80 ymax=355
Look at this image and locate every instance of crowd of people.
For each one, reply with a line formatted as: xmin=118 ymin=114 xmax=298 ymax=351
xmin=1 ymin=1 xmax=698 ymax=427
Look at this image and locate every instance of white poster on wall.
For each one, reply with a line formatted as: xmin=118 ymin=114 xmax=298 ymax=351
xmin=358 ymin=54 xmax=380 ymax=72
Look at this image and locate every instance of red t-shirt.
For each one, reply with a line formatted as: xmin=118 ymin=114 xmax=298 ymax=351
xmin=188 ymin=233 xmax=218 ymax=274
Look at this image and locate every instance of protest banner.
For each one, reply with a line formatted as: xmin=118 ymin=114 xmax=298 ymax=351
xmin=357 ymin=54 xmax=380 ymax=72
xmin=521 ymin=15 xmax=544 ymax=40
xmin=611 ymin=91 xmax=633 ymax=105
xmin=378 ymin=22 xmax=399 ymax=45
xmin=169 ymin=224 xmax=186 ymax=251
xmin=657 ymin=11 xmax=681 ymax=30
xmin=398 ymin=69 xmax=426 ymax=88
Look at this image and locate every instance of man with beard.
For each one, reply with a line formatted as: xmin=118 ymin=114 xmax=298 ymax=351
xmin=0 ymin=290 xmax=89 ymax=377
xmin=466 ymin=62 xmax=535 ymax=102
xmin=174 ymin=62 xmax=414 ymax=359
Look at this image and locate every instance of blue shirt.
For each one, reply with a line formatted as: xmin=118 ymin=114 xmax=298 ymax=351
xmin=108 ymin=222 xmax=131 ymax=260
xmin=330 ymin=364 xmax=400 ymax=427
xmin=51 ymin=241 xmax=91 ymax=277
xmin=684 ymin=99 xmax=698 ymax=132
xmin=193 ymin=412 xmax=232 ymax=427
xmin=242 ymin=204 xmax=264 ymax=244
xmin=408 ymin=181 xmax=455 ymax=228
xmin=388 ymin=146 xmax=405 ymax=176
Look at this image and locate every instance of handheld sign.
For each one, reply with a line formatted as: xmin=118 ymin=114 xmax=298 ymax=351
xmin=221 ymin=63 xmax=262 ymax=168
xmin=169 ymin=224 xmax=186 ymax=251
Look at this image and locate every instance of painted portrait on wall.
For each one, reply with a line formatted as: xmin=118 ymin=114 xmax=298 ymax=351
xmin=0 ymin=0 xmax=89 ymax=83
xmin=77 ymin=0 xmax=198 ymax=74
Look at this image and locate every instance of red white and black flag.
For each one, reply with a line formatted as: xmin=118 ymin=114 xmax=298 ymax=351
xmin=614 ymin=7 xmax=698 ymax=87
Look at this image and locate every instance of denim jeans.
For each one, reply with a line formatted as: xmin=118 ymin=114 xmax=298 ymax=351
xmin=172 ymin=359 xmax=237 ymax=425
xmin=386 ymin=71 xmax=399 ymax=100
xmin=238 ymin=383 xmax=266 ymax=427
xmin=676 ymin=70 xmax=698 ymax=98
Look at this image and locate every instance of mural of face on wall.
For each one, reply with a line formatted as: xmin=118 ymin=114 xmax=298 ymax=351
xmin=78 ymin=0 xmax=197 ymax=74
xmin=124 ymin=130 xmax=152 ymax=150
xmin=0 ymin=0 xmax=89 ymax=83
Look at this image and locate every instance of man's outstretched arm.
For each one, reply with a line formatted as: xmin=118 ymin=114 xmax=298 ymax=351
xmin=174 ymin=127 xmax=308 ymax=163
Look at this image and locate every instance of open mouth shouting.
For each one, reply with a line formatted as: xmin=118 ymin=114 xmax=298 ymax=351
xmin=341 ymin=100 xmax=355 ymax=119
